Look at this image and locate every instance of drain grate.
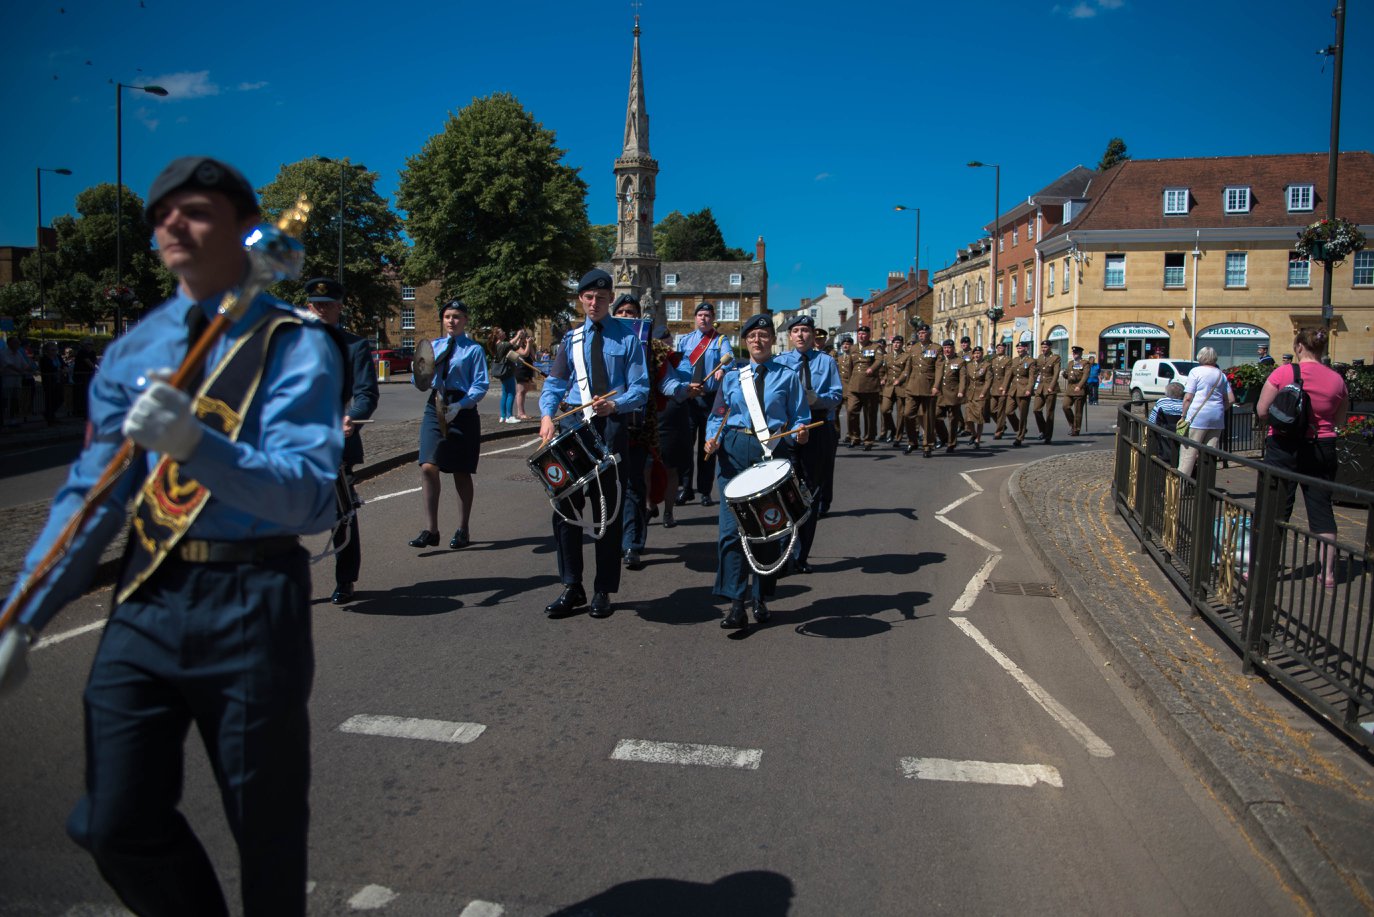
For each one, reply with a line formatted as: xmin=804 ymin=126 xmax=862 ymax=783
xmin=987 ymin=581 xmax=1059 ymax=597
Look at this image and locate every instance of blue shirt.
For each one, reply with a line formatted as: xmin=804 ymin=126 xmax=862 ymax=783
xmin=540 ymin=318 xmax=650 ymax=416
xmin=774 ymin=347 xmax=843 ymax=417
xmin=8 ymin=291 xmax=344 ymax=631
xmin=675 ymin=328 xmax=734 ymax=393
xmin=428 ymin=334 xmax=489 ymax=410
xmin=705 ymin=359 xmax=808 ymax=443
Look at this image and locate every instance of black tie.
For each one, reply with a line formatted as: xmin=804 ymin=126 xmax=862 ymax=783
xmin=184 ymin=303 xmax=211 ymax=393
xmin=754 ymin=362 xmax=767 ymax=406
xmin=590 ymin=322 xmax=610 ymax=397
xmin=799 ymin=351 xmax=812 ymax=393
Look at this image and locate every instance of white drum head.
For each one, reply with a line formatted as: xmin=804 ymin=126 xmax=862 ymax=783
xmin=724 ymin=459 xmax=792 ymax=500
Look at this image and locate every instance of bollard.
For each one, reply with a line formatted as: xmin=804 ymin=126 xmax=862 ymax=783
xmin=377 ymin=360 xmax=390 ymax=383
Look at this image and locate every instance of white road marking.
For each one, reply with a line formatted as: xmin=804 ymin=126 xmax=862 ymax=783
xmin=934 ymin=514 xmax=1001 ymax=553
xmin=460 ymin=902 xmax=506 ymax=917
xmin=33 ymin=619 xmax=105 ymax=650
xmin=964 ymin=462 xmax=1025 ymax=474
xmin=899 ymin=756 xmax=1063 ymax=788
xmin=349 ymin=884 xmax=398 ymax=910
xmin=950 ymin=554 xmax=1001 ymax=613
xmin=365 ymin=437 xmax=540 ymax=504
xmin=611 ymin=738 xmax=762 ymax=770
xmin=338 ymin=714 xmax=486 ymax=745
xmin=958 ymin=471 xmax=985 ymax=493
xmin=951 ymin=617 xmax=1115 ymax=758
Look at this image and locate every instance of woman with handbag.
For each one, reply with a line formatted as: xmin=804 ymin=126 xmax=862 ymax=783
xmin=1176 ymin=347 xmax=1235 ymax=476
xmin=489 ymin=328 xmax=517 ymax=423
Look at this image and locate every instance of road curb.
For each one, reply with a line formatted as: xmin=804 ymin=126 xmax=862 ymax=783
xmin=1004 ymin=456 xmax=1362 ymax=915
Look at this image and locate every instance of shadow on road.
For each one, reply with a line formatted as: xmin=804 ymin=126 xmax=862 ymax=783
xmin=339 ymin=573 xmax=561 ymax=615
xmin=546 ymin=869 xmax=793 ymax=917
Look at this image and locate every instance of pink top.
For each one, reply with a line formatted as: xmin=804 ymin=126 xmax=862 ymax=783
xmin=1264 ymin=362 xmax=1347 ymax=439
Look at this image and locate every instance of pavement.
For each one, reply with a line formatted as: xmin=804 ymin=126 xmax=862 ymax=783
xmin=3 ymin=395 xmax=1372 ymax=914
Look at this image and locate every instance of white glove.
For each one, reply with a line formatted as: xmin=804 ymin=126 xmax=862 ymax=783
xmin=0 ymin=625 xmax=34 ymax=696
xmin=444 ymin=402 xmax=462 ymax=424
xmin=124 ymin=379 xmax=203 ymax=460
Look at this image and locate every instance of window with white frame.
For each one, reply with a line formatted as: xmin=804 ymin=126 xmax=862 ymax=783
xmin=1163 ymin=188 xmax=1189 ymax=215
xmin=401 ymin=307 xmax=415 ymax=330
xmin=977 ymin=278 xmax=985 ymax=303
xmin=729 ymin=273 xmax=742 ymax=285
xmin=1104 ymin=254 xmax=1126 ymax=288
xmin=963 ymin=281 xmax=969 ymax=305
xmin=1010 ymin=275 xmax=1018 ymax=304
xmin=401 ymin=336 xmax=415 ymax=350
xmin=1288 ymin=252 xmax=1311 ymax=287
xmin=717 ymin=300 xmax=740 ymax=321
xmin=1012 ymin=226 xmax=1018 ymax=246
xmin=998 ymin=235 xmax=1004 ymax=253
xmin=1353 ymin=251 xmax=1373 ymax=286
xmin=1164 ymin=252 xmax=1186 ymax=288
xmin=938 ymin=291 xmax=945 ymax=312
xmin=665 ymin=299 xmax=682 ymax=321
xmin=1224 ymin=186 xmax=1251 ymax=214
xmin=664 ymin=273 xmax=678 ymax=286
xmin=1048 ymin=266 xmax=1055 ymax=296
xmin=1063 ymin=258 xmax=1071 ymax=292
xmin=401 ymin=286 xmax=416 ymax=301
xmin=1287 ymin=184 xmax=1314 ymax=212
xmin=996 ymin=281 xmax=1003 ymax=307
xmin=1225 ymin=252 xmax=1247 ymax=287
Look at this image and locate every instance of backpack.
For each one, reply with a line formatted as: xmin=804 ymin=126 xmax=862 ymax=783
xmin=1268 ymin=363 xmax=1310 ymax=440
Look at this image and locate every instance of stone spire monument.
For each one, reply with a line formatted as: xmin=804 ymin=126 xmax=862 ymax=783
xmin=612 ymin=15 xmax=662 ymax=320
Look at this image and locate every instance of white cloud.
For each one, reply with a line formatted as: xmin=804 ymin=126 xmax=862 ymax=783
xmin=143 ymin=70 xmax=219 ymax=100
xmin=1057 ymin=0 xmax=1124 ymax=17
xmin=1069 ymin=2 xmax=1096 ymax=17
xmin=237 ymin=80 xmax=269 ymax=92
xmin=814 ymin=172 xmax=831 ymax=181
xmin=1097 ymin=0 xmax=1124 ymax=7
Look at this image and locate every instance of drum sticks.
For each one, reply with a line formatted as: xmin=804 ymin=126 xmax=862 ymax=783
xmin=551 ymin=390 xmax=619 ymax=424
xmin=760 ymin=420 xmax=826 ymax=444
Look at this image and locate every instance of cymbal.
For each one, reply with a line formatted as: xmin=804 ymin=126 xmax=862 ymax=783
xmin=412 ymin=338 xmax=434 ymax=392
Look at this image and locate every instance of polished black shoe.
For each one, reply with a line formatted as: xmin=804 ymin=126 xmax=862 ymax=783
xmin=663 ymin=508 xmax=677 ymax=528
xmin=923 ymin=449 xmax=933 ymax=458
xmin=409 ymin=529 xmax=439 ymax=548
xmin=752 ymin=599 xmax=771 ymax=623
xmin=589 ymin=591 xmax=613 ymax=618
xmin=624 ymin=549 xmax=643 ymax=570
xmin=449 ymin=527 xmax=469 ymax=549
xmin=676 ymin=490 xmax=695 ymax=506
xmin=331 ymin=583 xmax=354 ymax=605
xmin=793 ymin=560 xmax=813 ymax=574
xmin=904 ymin=444 xmax=916 ymax=455
xmin=544 ymin=584 xmax=587 ymax=617
xmin=863 ymin=443 xmax=873 ymax=451
xmin=1012 ymin=440 xmax=1025 ymax=448
xmin=721 ymin=599 xmax=748 ymax=629
xmin=701 ymin=494 xmax=714 ymax=507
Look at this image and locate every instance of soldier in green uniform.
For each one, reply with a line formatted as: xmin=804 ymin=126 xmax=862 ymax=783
xmin=988 ymin=340 xmax=1013 ymax=439
xmin=933 ymin=339 xmax=965 ymax=454
xmin=1006 ymin=340 xmax=1037 ymax=447
xmin=837 ymin=336 xmax=855 ymax=445
xmin=898 ymin=324 xmax=939 ymax=456
xmin=1032 ymin=339 xmax=1062 ymax=444
xmin=1061 ymin=345 xmax=1090 ymax=436
xmin=964 ymin=345 xmax=991 ymax=447
xmin=846 ymin=325 xmax=881 ymax=450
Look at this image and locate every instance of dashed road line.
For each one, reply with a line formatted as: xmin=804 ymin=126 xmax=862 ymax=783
xmin=33 ymin=618 xmax=104 ymax=650
xmin=611 ymin=738 xmax=762 ymax=770
xmin=460 ymin=901 xmax=506 ymax=917
xmin=349 ymin=884 xmax=399 ymax=910
xmin=934 ymin=514 xmax=1001 ymax=553
xmin=338 ymin=714 xmax=487 ymax=745
xmin=950 ymin=554 xmax=1001 ymax=614
xmin=899 ymin=756 xmax=1063 ymax=788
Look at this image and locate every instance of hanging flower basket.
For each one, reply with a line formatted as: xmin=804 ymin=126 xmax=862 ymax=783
xmin=1295 ymin=217 xmax=1367 ymax=263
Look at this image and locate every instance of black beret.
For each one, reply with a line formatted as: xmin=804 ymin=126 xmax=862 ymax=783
xmin=1016 ymin=339 xmax=1029 ymax=347
xmin=786 ymin=314 xmax=815 ymax=330
xmin=857 ymin=325 xmax=871 ymax=333
xmin=439 ymin=298 xmax=468 ymax=316
xmin=304 ymin=277 xmax=344 ymax=302
xmin=1071 ymin=345 xmax=1084 ymax=353
xmin=1041 ymin=339 xmax=1053 ymax=346
xmin=973 ymin=345 xmax=985 ymax=353
xmin=960 ymin=336 xmax=971 ymax=344
xmin=891 ymin=335 xmax=904 ymax=342
xmin=144 ymin=157 xmax=259 ymax=223
xmin=740 ymin=313 xmax=774 ymax=336
xmin=577 ymin=269 xmax=613 ymax=293
xmin=611 ymin=293 xmax=641 ymax=313
xmin=695 ymin=301 xmax=716 ymax=315
xmin=942 ymin=339 xmax=955 ymax=347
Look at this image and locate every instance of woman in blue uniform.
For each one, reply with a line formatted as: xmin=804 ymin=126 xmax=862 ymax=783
xmin=705 ymin=313 xmax=809 ymax=629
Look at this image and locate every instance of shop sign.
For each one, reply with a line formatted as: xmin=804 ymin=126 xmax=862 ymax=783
xmin=1047 ymin=326 xmax=1070 ymax=340
xmin=1199 ymin=325 xmax=1268 ymax=339
xmin=1101 ymin=323 xmax=1169 ymax=338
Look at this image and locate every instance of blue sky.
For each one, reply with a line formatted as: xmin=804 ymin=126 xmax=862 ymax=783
xmin=3 ymin=0 xmax=1371 ymax=313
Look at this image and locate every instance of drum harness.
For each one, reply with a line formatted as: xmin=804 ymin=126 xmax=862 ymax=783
xmin=735 ymin=364 xmax=803 ymax=577
xmin=548 ymin=325 xmax=622 ymax=540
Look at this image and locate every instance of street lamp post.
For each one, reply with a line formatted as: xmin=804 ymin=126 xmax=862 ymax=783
xmin=968 ymin=161 xmax=1001 ymax=343
xmin=316 ymin=157 xmax=368 ymax=286
xmin=893 ymin=205 xmax=921 ymax=326
xmin=115 ymin=81 xmax=168 ymax=336
xmin=36 ymin=167 xmax=73 ymax=320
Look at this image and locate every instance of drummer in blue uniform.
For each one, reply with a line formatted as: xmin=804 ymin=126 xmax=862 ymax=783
xmin=705 ymin=312 xmax=809 ymax=629
xmin=676 ymin=301 xmax=734 ymax=506
xmin=540 ymin=269 xmax=650 ymax=619
xmin=409 ymin=298 xmax=489 ymax=550
xmin=0 ymin=156 xmax=344 ymax=915
xmin=775 ymin=314 xmax=842 ymax=573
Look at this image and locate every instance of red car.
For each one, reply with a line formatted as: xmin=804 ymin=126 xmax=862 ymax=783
xmin=372 ymin=348 xmax=413 ymax=375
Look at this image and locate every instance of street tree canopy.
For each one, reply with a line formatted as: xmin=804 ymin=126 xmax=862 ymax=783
xmin=590 ymin=223 xmax=618 ymax=262
xmin=397 ymin=92 xmax=596 ymax=331
xmin=1098 ymin=137 xmax=1130 ymax=171
xmin=258 ymin=158 xmax=407 ymax=336
xmin=654 ymin=208 xmax=749 ymax=262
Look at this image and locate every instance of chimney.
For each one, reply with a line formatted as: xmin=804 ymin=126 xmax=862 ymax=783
xmin=888 ymin=271 xmax=904 ymax=288
xmin=755 ymin=236 xmax=766 ymax=263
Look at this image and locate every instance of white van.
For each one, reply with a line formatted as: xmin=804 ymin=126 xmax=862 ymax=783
xmin=1129 ymin=359 xmax=1199 ymax=400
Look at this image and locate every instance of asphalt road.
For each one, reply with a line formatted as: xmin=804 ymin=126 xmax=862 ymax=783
xmin=0 ymin=414 xmax=1306 ymax=916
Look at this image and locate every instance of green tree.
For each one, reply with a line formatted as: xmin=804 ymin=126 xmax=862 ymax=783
xmin=1098 ymin=137 xmax=1130 ymax=171
xmin=258 ymin=158 xmax=407 ymax=335
xmin=590 ymin=223 xmax=618 ymax=262
xmin=0 ymin=281 xmax=39 ymax=332
xmin=397 ymin=93 xmax=596 ymax=331
xmin=655 ymin=208 xmax=750 ymax=261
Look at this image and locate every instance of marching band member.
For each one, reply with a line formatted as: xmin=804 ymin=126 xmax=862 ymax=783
xmin=410 ymin=298 xmax=489 ymax=550
xmin=540 ymin=270 xmax=649 ymax=619
xmin=775 ymin=314 xmax=842 ymax=573
xmin=676 ymin=301 xmax=733 ymax=506
xmin=705 ymin=313 xmax=809 ymax=629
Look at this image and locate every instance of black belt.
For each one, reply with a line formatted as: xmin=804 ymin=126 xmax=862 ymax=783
xmin=174 ymin=536 xmax=300 ymax=564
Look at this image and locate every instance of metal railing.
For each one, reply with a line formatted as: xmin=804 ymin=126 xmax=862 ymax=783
xmin=1113 ymin=406 xmax=1374 ymax=750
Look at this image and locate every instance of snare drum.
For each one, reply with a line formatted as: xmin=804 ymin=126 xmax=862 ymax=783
xmin=723 ymin=459 xmax=812 ymax=544
xmin=529 ymin=422 xmax=616 ymax=501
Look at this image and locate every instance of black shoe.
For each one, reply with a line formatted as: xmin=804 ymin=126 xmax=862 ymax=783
xmin=794 ymin=560 xmax=813 ymax=574
xmin=589 ymin=592 xmax=613 ymax=618
xmin=409 ymin=529 xmax=439 ymax=548
xmin=1012 ymin=440 xmax=1025 ymax=448
xmin=701 ymin=494 xmax=714 ymax=507
xmin=721 ymin=599 xmax=747 ymax=629
xmin=676 ymin=490 xmax=695 ymax=506
xmin=331 ymin=583 xmax=354 ymax=605
xmin=752 ymin=599 xmax=771 ymax=623
xmin=863 ymin=443 xmax=873 ymax=451
xmin=904 ymin=444 xmax=916 ymax=455
xmin=449 ymin=527 xmax=469 ymax=549
xmin=624 ymin=550 xmax=643 ymax=570
xmin=923 ymin=449 xmax=933 ymax=458
xmin=648 ymin=505 xmax=660 ymax=520
xmin=544 ymin=584 xmax=587 ymax=617
xmin=663 ymin=508 xmax=677 ymax=528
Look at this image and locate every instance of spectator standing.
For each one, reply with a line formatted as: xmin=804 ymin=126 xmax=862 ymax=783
xmin=39 ymin=342 xmax=63 ymax=425
xmin=1149 ymin=381 xmax=1187 ymax=466
xmin=1086 ymin=354 xmax=1101 ymax=405
xmin=512 ymin=328 xmax=535 ymax=420
xmin=490 ymin=328 xmax=516 ymax=423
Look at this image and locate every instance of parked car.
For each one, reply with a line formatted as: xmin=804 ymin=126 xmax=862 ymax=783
xmin=1129 ymin=358 xmax=1198 ymax=400
xmin=372 ymin=348 xmax=413 ymax=375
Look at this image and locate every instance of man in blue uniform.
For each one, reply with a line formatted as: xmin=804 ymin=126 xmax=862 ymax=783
xmin=303 ymin=277 xmax=379 ymax=604
xmin=0 ymin=157 xmax=344 ymax=916
xmin=540 ymin=269 xmax=650 ymax=618
xmin=676 ymin=301 xmax=734 ymax=506
xmin=775 ymin=314 xmax=842 ymax=572
xmin=409 ymin=298 xmax=489 ymax=549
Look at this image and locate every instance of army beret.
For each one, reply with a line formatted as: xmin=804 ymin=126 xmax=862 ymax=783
xmin=577 ymin=269 xmax=613 ymax=294
xmin=857 ymin=325 xmax=871 ymax=333
xmin=439 ymin=298 xmax=469 ymax=316
xmin=973 ymin=345 xmax=985 ymax=353
xmin=740 ymin=313 xmax=774 ymax=336
xmin=611 ymin=293 xmax=641 ymax=313
xmin=695 ymin=301 xmax=716 ymax=315
xmin=304 ymin=277 xmax=344 ymax=303
xmin=942 ymin=339 xmax=955 ymax=347
xmin=1041 ymin=339 xmax=1053 ymax=346
xmin=960 ymin=336 xmax=971 ymax=344
xmin=786 ymin=314 xmax=815 ymax=330
xmin=1016 ymin=340 xmax=1029 ymax=347
xmin=891 ymin=334 xmax=903 ymax=342
xmin=144 ymin=157 xmax=259 ymax=223
xmin=814 ymin=328 xmax=828 ymax=338
xmin=1071 ymin=345 xmax=1084 ymax=354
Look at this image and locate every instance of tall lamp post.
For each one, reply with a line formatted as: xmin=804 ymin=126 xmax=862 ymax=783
xmin=1320 ymin=0 xmax=1346 ymax=328
xmin=968 ymin=161 xmax=1001 ymax=343
xmin=893 ymin=205 xmax=920 ymax=328
xmin=316 ymin=157 xmax=368 ymax=286
xmin=36 ymin=166 xmax=73 ymax=321
xmin=115 ymin=81 xmax=168 ymax=336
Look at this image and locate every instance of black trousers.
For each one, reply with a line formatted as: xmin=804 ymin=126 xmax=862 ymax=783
xmin=332 ymin=464 xmax=361 ymax=584
xmin=794 ymin=418 xmax=835 ymax=563
xmin=553 ymin=415 xmax=627 ymax=594
xmin=685 ymin=398 xmax=717 ymax=498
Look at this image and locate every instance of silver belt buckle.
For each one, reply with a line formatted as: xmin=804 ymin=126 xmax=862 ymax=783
xmin=180 ymin=540 xmax=210 ymax=563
